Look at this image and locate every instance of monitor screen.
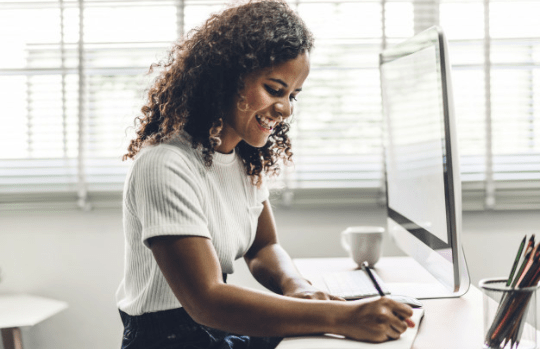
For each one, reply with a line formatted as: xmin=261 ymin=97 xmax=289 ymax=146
xmin=380 ymin=26 xmax=470 ymax=298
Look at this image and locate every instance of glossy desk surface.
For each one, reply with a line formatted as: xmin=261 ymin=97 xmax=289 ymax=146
xmin=291 ymin=257 xmax=484 ymax=349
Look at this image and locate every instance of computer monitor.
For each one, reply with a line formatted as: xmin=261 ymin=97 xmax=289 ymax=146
xmin=380 ymin=26 xmax=470 ymax=299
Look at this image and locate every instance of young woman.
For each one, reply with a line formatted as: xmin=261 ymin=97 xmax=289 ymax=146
xmin=117 ymin=1 xmax=414 ymax=348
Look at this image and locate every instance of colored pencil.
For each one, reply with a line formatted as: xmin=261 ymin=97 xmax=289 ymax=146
xmin=507 ymin=236 xmax=526 ymax=286
xmin=510 ymin=235 xmax=535 ymax=287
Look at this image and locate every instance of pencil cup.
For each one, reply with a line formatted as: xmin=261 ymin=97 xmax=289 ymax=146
xmin=480 ymin=277 xmax=540 ymax=349
xmin=340 ymin=226 xmax=384 ymax=267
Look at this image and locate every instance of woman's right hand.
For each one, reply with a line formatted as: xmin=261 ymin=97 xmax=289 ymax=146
xmin=338 ymin=296 xmax=415 ymax=343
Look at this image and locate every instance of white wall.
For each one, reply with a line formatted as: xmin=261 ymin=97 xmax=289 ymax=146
xmin=1 ymin=205 xmax=539 ymax=349
xmin=0 ymin=209 xmax=125 ymax=349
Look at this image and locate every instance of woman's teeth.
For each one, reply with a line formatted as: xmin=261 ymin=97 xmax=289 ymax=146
xmin=256 ymin=115 xmax=275 ymax=130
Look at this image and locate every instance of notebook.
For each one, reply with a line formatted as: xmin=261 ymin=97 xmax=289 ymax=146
xmin=277 ymin=307 xmax=425 ymax=349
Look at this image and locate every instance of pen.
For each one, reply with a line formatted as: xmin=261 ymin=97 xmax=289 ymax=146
xmin=361 ymin=261 xmax=385 ymax=297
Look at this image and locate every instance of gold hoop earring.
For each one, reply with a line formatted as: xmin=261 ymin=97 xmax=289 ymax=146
xmin=237 ymin=98 xmax=250 ymax=112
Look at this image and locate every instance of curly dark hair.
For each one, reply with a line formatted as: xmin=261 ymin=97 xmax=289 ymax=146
xmin=123 ymin=0 xmax=314 ymax=186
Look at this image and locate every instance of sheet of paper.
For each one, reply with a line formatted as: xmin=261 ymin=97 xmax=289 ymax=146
xmin=277 ymin=308 xmax=424 ymax=349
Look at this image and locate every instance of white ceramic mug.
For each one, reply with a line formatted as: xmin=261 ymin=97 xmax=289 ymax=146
xmin=341 ymin=226 xmax=384 ymax=267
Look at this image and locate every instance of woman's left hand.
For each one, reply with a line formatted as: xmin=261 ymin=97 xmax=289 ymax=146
xmin=282 ymin=279 xmax=346 ymax=301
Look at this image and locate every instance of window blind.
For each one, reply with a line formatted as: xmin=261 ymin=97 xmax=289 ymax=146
xmin=1 ymin=0 xmax=539 ymax=210
xmin=439 ymin=0 xmax=540 ymax=209
xmin=0 ymin=0 xmax=179 ymax=209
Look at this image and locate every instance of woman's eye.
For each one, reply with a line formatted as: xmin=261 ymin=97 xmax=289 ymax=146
xmin=265 ymin=85 xmax=281 ymax=96
xmin=265 ymin=85 xmax=298 ymax=102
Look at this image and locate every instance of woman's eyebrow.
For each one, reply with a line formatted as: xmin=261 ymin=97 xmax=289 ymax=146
xmin=268 ymin=78 xmax=302 ymax=92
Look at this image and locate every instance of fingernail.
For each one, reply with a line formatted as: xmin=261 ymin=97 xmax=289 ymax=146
xmin=406 ymin=318 xmax=415 ymax=328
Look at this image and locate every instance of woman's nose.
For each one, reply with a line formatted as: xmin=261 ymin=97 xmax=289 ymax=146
xmin=274 ymin=100 xmax=292 ymax=120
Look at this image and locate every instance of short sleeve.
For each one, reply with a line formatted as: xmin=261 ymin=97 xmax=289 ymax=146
xmin=128 ymin=146 xmax=211 ymax=248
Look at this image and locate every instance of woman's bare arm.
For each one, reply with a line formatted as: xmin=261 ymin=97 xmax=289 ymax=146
xmin=243 ymin=200 xmax=343 ymax=300
xmin=149 ymin=233 xmax=414 ymax=342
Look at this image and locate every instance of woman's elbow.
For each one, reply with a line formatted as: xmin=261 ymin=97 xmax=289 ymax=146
xmin=176 ymin=284 xmax=224 ymax=328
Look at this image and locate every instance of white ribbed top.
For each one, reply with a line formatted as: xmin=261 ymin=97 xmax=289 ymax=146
xmin=116 ymin=133 xmax=269 ymax=316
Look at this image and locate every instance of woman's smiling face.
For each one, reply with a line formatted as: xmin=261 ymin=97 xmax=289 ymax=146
xmin=217 ymin=52 xmax=311 ymax=154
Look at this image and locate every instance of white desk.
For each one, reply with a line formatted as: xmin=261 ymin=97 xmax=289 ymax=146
xmin=0 ymin=294 xmax=68 ymax=349
xmin=281 ymin=257 xmax=484 ymax=349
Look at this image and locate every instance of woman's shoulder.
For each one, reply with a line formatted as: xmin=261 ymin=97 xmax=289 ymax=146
xmin=133 ymin=136 xmax=202 ymax=173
